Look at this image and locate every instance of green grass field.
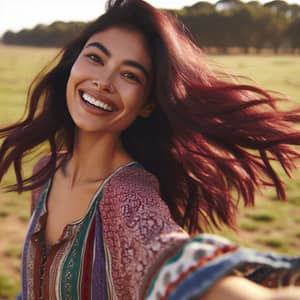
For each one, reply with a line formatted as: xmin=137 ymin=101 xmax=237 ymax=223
xmin=0 ymin=45 xmax=300 ymax=299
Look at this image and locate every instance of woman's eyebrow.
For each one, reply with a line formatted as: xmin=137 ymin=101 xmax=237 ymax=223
xmin=123 ymin=60 xmax=150 ymax=79
xmin=85 ymin=42 xmax=111 ymax=57
xmin=85 ymin=41 xmax=150 ymax=79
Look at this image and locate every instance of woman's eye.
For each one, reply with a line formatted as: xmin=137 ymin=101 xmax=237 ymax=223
xmin=85 ymin=54 xmax=103 ymax=64
xmin=122 ymin=72 xmax=141 ymax=83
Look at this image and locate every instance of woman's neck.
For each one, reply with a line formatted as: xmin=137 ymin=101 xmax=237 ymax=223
xmin=65 ymin=130 xmax=131 ymax=188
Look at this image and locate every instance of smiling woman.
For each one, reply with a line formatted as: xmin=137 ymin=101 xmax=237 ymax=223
xmin=0 ymin=0 xmax=300 ymax=300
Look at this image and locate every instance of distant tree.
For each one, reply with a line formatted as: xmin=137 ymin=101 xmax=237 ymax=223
xmin=210 ymin=12 xmax=233 ymax=52
xmin=286 ymin=18 xmax=300 ymax=52
xmin=263 ymin=2 xmax=290 ymax=53
xmin=264 ymin=0 xmax=289 ymax=14
xmin=230 ymin=5 xmax=254 ymax=53
xmin=2 ymin=21 xmax=85 ymax=47
xmin=215 ymin=0 xmax=243 ymax=11
xmin=246 ymin=1 xmax=260 ymax=8
xmin=287 ymin=4 xmax=300 ymax=20
xmin=2 ymin=31 xmax=18 ymax=44
xmin=184 ymin=1 xmax=215 ymax=14
xmin=178 ymin=3 xmax=218 ymax=48
xmin=248 ymin=6 xmax=272 ymax=53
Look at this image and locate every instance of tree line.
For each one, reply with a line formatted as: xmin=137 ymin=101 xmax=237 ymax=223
xmin=2 ymin=21 xmax=86 ymax=47
xmin=2 ymin=0 xmax=300 ymax=53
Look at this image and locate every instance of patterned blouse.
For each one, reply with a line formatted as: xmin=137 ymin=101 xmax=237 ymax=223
xmin=20 ymin=160 xmax=300 ymax=299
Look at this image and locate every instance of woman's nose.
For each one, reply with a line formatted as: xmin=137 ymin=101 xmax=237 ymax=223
xmin=92 ymin=79 xmax=115 ymax=93
xmin=92 ymin=73 xmax=115 ymax=93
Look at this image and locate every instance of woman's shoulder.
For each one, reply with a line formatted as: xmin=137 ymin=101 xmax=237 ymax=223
xmin=104 ymin=162 xmax=160 ymax=197
xmin=100 ymin=161 xmax=187 ymax=246
xmin=100 ymin=161 xmax=171 ymax=215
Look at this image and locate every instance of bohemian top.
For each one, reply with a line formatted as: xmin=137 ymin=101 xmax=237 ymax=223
xmin=20 ymin=160 xmax=300 ymax=299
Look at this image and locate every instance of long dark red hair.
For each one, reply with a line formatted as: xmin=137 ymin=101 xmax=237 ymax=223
xmin=1 ymin=0 xmax=300 ymax=233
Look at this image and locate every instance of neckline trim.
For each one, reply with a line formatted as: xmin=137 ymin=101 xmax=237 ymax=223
xmin=42 ymin=160 xmax=139 ymax=226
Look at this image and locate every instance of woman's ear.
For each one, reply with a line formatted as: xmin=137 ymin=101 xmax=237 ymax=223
xmin=139 ymin=102 xmax=156 ymax=118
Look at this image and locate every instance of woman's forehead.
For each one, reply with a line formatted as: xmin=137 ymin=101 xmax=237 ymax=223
xmin=84 ymin=27 xmax=152 ymax=68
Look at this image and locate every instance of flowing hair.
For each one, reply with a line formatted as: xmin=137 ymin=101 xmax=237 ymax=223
xmin=1 ymin=0 xmax=300 ymax=233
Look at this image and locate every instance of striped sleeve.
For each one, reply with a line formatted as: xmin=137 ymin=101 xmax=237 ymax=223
xmin=145 ymin=234 xmax=300 ymax=299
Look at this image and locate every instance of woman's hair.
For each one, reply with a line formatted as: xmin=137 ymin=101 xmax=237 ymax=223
xmin=1 ymin=0 xmax=300 ymax=233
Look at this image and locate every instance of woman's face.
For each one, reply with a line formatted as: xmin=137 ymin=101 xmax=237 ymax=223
xmin=66 ymin=26 xmax=153 ymax=135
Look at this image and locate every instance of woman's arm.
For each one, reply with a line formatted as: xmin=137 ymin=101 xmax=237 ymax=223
xmin=200 ymin=276 xmax=300 ymax=300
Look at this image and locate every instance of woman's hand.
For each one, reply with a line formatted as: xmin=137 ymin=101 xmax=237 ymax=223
xmin=200 ymin=276 xmax=300 ymax=300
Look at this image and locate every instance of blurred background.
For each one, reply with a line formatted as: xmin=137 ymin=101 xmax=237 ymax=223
xmin=0 ymin=0 xmax=300 ymax=298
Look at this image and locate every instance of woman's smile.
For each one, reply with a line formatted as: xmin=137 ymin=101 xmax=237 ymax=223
xmin=80 ymin=91 xmax=114 ymax=112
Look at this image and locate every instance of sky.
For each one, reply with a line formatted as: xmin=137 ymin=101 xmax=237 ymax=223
xmin=1 ymin=0 xmax=300 ymax=37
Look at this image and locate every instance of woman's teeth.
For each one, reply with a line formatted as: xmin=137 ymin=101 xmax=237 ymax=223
xmin=82 ymin=92 xmax=113 ymax=111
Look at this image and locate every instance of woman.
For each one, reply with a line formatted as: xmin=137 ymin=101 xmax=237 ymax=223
xmin=0 ymin=0 xmax=299 ymax=299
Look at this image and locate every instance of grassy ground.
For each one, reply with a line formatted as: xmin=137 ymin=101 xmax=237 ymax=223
xmin=0 ymin=45 xmax=300 ymax=299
